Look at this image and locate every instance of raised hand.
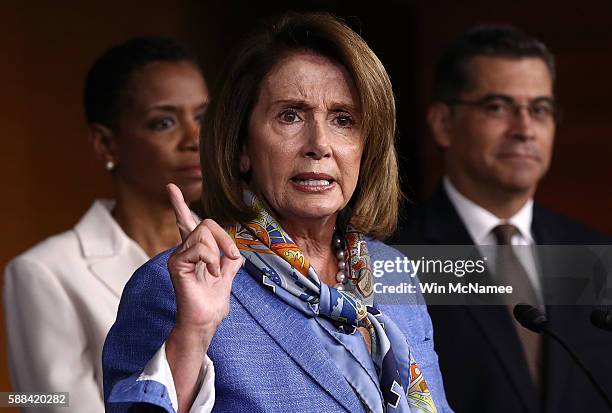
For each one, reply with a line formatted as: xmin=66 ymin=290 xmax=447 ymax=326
xmin=164 ymin=183 xmax=243 ymax=412
xmin=166 ymin=183 xmax=243 ymax=343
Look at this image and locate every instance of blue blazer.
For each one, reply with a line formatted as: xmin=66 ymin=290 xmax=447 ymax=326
xmin=103 ymin=239 xmax=453 ymax=412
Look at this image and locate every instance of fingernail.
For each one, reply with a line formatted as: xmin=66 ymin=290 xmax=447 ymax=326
xmin=231 ymin=245 xmax=240 ymax=258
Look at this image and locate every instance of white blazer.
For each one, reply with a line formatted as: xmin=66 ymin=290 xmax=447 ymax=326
xmin=3 ymin=200 xmax=148 ymax=413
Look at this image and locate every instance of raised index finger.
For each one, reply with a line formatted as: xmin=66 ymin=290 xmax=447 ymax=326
xmin=166 ymin=183 xmax=198 ymax=241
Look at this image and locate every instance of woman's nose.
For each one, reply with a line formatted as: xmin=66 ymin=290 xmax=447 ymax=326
xmin=180 ymin=120 xmax=200 ymax=151
xmin=303 ymin=120 xmax=332 ymax=160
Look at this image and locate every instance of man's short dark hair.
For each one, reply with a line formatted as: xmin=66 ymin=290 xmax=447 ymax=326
xmin=84 ymin=36 xmax=198 ymax=127
xmin=433 ymin=25 xmax=556 ymax=102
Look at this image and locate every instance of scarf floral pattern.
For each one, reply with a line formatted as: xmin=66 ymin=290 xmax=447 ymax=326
xmin=228 ymin=192 xmax=437 ymax=413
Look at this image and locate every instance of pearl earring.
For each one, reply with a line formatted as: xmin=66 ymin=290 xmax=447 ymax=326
xmin=105 ymin=161 xmax=115 ymax=171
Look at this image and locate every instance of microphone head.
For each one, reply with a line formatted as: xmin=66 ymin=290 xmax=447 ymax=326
xmin=591 ymin=309 xmax=612 ymax=332
xmin=513 ymin=303 xmax=548 ymax=333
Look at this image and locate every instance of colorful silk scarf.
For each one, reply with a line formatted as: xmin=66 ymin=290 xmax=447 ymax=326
xmin=228 ymin=192 xmax=437 ymax=413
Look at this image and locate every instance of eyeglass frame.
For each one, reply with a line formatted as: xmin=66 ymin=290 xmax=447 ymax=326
xmin=444 ymin=93 xmax=562 ymax=123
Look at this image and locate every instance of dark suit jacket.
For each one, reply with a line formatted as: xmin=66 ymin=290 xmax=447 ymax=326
xmin=391 ymin=186 xmax=612 ymax=413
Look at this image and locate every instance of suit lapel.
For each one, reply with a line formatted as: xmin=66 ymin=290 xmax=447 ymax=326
xmin=424 ymin=186 xmax=540 ymax=412
xmin=75 ymin=200 xmax=149 ymax=298
xmin=421 ymin=186 xmax=474 ymax=245
xmin=89 ymin=254 xmax=146 ymax=297
xmin=231 ymin=269 xmax=364 ymax=413
xmin=540 ymin=307 xmax=573 ymax=413
xmin=531 ymin=209 xmax=573 ymax=413
xmin=465 ymin=306 xmax=541 ymax=412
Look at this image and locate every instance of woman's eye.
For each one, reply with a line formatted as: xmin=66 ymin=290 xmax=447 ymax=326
xmin=278 ymin=109 xmax=301 ymax=124
xmin=333 ymin=114 xmax=354 ymax=128
xmin=148 ymin=117 xmax=175 ymax=131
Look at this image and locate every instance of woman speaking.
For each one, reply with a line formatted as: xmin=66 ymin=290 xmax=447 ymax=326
xmin=103 ymin=14 xmax=452 ymax=413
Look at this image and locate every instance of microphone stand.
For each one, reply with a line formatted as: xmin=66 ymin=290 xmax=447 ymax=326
xmin=540 ymin=325 xmax=612 ymax=410
xmin=514 ymin=304 xmax=612 ymax=411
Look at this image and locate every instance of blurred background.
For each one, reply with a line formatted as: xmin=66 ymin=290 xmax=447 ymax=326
xmin=2 ymin=0 xmax=611 ymax=404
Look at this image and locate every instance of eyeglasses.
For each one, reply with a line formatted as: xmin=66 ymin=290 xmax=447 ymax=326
xmin=447 ymin=94 xmax=561 ymax=123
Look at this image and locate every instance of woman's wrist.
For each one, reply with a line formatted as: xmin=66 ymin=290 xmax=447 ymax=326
xmin=167 ymin=323 xmax=215 ymax=356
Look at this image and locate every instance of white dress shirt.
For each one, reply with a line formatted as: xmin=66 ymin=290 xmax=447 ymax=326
xmin=443 ymin=177 xmax=543 ymax=299
xmin=140 ymin=344 xmax=215 ymax=412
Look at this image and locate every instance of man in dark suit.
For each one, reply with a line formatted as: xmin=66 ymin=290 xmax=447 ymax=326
xmin=393 ymin=26 xmax=612 ymax=413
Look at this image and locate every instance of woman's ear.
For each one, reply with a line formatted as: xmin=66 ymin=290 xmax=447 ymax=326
xmin=427 ymin=102 xmax=454 ymax=149
xmin=239 ymin=144 xmax=251 ymax=174
xmin=89 ymin=123 xmax=118 ymax=170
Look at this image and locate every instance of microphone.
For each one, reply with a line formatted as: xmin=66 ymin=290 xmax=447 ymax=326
xmin=513 ymin=304 xmax=547 ymax=332
xmin=591 ymin=309 xmax=612 ymax=332
xmin=513 ymin=304 xmax=612 ymax=411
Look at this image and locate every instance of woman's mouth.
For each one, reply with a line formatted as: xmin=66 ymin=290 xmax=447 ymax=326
xmin=177 ymin=165 xmax=203 ymax=178
xmin=290 ymin=173 xmax=335 ymax=192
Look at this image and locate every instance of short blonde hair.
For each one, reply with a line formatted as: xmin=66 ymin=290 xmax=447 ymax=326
xmin=200 ymin=12 xmax=401 ymax=239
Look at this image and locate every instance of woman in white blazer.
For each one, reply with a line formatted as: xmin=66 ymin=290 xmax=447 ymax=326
xmin=3 ymin=37 xmax=208 ymax=413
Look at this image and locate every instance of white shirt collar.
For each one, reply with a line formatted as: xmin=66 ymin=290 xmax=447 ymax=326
xmin=443 ymin=177 xmax=535 ymax=245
